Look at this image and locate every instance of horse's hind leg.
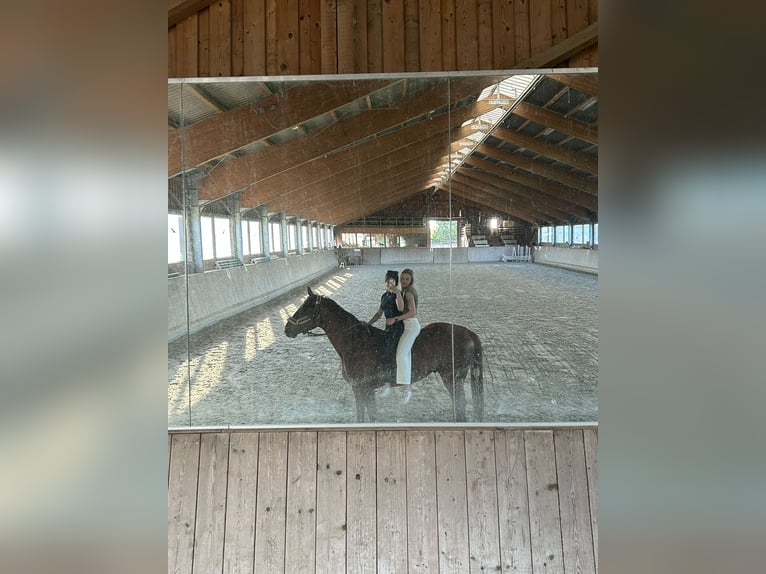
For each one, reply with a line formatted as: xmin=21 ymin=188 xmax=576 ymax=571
xmin=352 ymin=385 xmax=366 ymax=422
xmin=440 ymin=371 xmax=467 ymax=422
xmin=365 ymin=386 xmax=378 ymax=422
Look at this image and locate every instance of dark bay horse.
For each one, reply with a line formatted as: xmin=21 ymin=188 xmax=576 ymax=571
xmin=284 ymin=287 xmax=484 ymax=422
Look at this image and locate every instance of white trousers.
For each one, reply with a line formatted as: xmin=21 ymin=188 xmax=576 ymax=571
xmin=396 ymin=317 xmax=421 ymax=385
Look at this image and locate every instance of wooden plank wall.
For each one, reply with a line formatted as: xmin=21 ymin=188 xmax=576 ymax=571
xmin=168 ymin=0 xmax=597 ymax=77
xmin=168 ymin=427 xmax=598 ymax=573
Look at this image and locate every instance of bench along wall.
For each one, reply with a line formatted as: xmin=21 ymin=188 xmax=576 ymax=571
xmin=533 ymin=245 xmax=598 ymax=274
xmin=168 ymin=251 xmax=336 ymax=341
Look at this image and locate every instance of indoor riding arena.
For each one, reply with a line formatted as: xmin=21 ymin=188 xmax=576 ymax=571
xmin=169 ymin=3 xmax=599 ymax=572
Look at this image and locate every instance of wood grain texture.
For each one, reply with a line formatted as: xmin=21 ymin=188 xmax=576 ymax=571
xmin=555 ymin=429 xmax=596 ymax=574
xmin=168 ymin=434 xmax=200 ymax=574
xmin=315 ymin=431 xmax=347 ymax=574
xmin=464 ymin=429 xmax=501 ymax=573
xmin=285 ymin=431 xmax=318 ymax=573
xmin=419 ymin=0 xmax=442 ymax=71
xmin=376 ymin=431 xmax=408 ymax=574
xmin=223 ymin=433 xmax=259 ymax=574
xmin=382 ymin=0 xmax=405 ymax=72
xmin=243 ymin=0 xmax=266 ymax=75
xmin=435 ymin=430 xmax=470 ymax=573
xmin=495 ymin=430 xmax=532 ymax=573
xmin=193 ymin=433 xmax=230 ymax=574
xmin=346 ymin=431 xmax=377 ymax=574
xmin=254 ymin=432 xmax=288 ymax=573
xmin=525 ymin=430 xmax=564 ymax=574
xmin=406 ymin=431 xmax=439 ymax=573
xmin=584 ymin=429 xmax=598 ymax=574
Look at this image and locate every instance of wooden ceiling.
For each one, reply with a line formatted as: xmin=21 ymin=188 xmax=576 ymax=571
xmin=168 ymin=71 xmax=597 ymax=226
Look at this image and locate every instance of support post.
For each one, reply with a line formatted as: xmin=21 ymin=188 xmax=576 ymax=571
xmin=183 ymin=172 xmax=205 ymax=274
xmin=259 ymin=206 xmax=270 ymax=259
xmin=231 ymin=193 xmax=243 ymax=262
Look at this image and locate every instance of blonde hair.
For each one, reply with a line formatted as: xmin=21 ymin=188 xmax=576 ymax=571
xmin=401 ymin=268 xmax=414 ymax=285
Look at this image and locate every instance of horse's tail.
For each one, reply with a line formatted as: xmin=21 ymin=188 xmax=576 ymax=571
xmin=470 ymin=331 xmax=485 ymax=421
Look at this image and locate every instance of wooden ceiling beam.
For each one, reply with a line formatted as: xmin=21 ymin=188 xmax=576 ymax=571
xmin=462 ymin=156 xmax=597 ymax=213
xmin=453 ymin=170 xmax=589 ymax=221
xmin=168 ymin=0 xmax=217 ymax=28
xmin=450 ymin=174 xmax=569 ymax=221
xmin=491 ymin=126 xmax=597 ymax=174
xmin=551 ymin=74 xmax=598 ymax=97
xmin=197 ymin=75 xmax=503 ymax=200
xmin=475 ymin=143 xmax=597 ymax=195
xmin=511 ymin=102 xmax=598 ymax=145
xmin=438 ymin=182 xmax=540 ymax=224
xmin=515 ymin=23 xmax=598 ymax=69
xmin=169 ymin=80 xmax=391 ymax=175
xmin=237 ymin=102 xmax=490 ymax=208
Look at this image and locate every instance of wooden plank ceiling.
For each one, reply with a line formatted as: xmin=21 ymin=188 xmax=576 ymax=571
xmin=168 ymin=72 xmax=597 ymax=226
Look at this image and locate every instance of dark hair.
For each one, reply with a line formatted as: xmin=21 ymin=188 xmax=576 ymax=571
xmin=385 ymin=270 xmax=399 ymax=285
xmin=401 ymin=268 xmax=414 ymax=285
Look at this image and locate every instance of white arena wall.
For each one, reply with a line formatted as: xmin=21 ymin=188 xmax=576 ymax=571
xmin=168 ymin=251 xmax=337 ymax=341
xmin=168 ymin=246 xmax=597 ymax=340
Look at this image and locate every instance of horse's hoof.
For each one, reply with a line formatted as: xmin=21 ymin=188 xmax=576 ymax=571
xmin=403 ymin=389 xmax=412 ymax=403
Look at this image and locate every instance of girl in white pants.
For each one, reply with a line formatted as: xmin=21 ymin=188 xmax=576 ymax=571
xmin=386 ymin=268 xmax=420 ymax=402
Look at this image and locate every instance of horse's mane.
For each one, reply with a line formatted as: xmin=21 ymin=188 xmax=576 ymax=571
xmin=319 ymin=295 xmax=361 ymax=324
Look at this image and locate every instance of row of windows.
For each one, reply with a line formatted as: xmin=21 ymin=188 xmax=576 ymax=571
xmin=168 ymin=214 xmax=333 ymax=264
xmin=538 ymin=223 xmax=598 ymax=246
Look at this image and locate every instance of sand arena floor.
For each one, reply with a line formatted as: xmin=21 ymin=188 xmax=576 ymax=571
xmin=168 ymin=262 xmax=597 ymax=426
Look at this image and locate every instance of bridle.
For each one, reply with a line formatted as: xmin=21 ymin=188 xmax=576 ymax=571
xmin=286 ymin=295 xmax=323 ymax=335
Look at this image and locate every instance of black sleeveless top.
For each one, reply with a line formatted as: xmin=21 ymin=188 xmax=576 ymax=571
xmin=380 ymin=291 xmax=402 ymax=319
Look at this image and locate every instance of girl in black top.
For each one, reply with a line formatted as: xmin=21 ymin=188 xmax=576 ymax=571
xmin=366 ymin=270 xmax=404 ymax=386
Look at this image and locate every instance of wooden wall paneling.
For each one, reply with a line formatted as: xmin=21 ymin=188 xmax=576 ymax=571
xmin=210 ymin=1 xmax=233 ymax=76
xmin=477 ymin=0 xmax=493 ymax=69
xmin=193 ymin=433 xmax=230 ymax=574
xmin=376 ymin=431 xmax=408 ymax=573
xmin=352 ymin=0 xmax=368 ymax=72
xmin=405 ymin=431 xmax=439 ymax=573
xmin=299 ymin=0 xmax=322 ymax=74
xmin=336 ymin=0 xmax=355 ymax=73
xmin=435 ymin=430 xmax=470 ymax=573
xmin=169 ymin=0 xmax=219 ymax=28
xmin=265 ymin=0 xmax=279 ymax=74
xmin=554 ymin=429 xmax=596 ymax=574
xmin=419 ymin=0 xmax=442 ymax=72
xmin=168 ymin=433 xmax=200 ymax=574
xmin=494 ymin=430 xmax=533 ymax=573
xmin=231 ymin=0 xmax=245 ymax=75
xmin=455 ymin=0 xmax=478 ymax=70
xmin=529 ymin=0 xmax=553 ymax=55
xmin=565 ymin=0 xmax=587 ymax=66
xmin=244 ymin=0 xmax=266 ymax=75
xmin=583 ymin=429 xmax=598 ymax=574
xmin=276 ymin=0 xmax=299 ymax=74
xmin=198 ymin=8 xmax=211 ymax=76
xmin=367 ymin=0 xmax=383 ymax=72
xmin=404 ymin=0 xmax=420 ymax=72
xmin=315 ymin=432 xmax=348 ymax=574
xmin=464 ymin=430 xmax=501 ymax=573
xmin=168 ymin=26 xmax=178 ymax=77
xmin=382 ymin=0 xmax=405 ymax=71
xmin=525 ymin=430 xmax=565 ymax=573
xmin=320 ymin=0 xmax=338 ymax=73
xmin=254 ymin=432 xmax=289 ymax=572
xmin=552 ymin=0 xmax=568 ymax=46
xmin=223 ymin=432 xmax=259 ymax=574
xmin=346 ymin=431 xmax=377 ymax=574
xmin=491 ymin=0 xmax=514 ymax=68
xmin=176 ymin=15 xmax=199 ymax=78
xmin=570 ymin=0 xmax=598 ymax=69
xmin=284 ymin=431 xmax=318 ymax=573
xmin=513 ymin=0 xmax=531 ymax=61
xmin=440 ymin=0 xmax=457 ymax=70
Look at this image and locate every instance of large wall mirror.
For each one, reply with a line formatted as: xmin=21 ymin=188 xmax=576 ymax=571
xmin=168 ymin=71 xmax=598 ymax=427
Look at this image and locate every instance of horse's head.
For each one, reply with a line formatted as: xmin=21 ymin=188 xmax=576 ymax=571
xmin=284 ymin=286 xmax=323 ymax=338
